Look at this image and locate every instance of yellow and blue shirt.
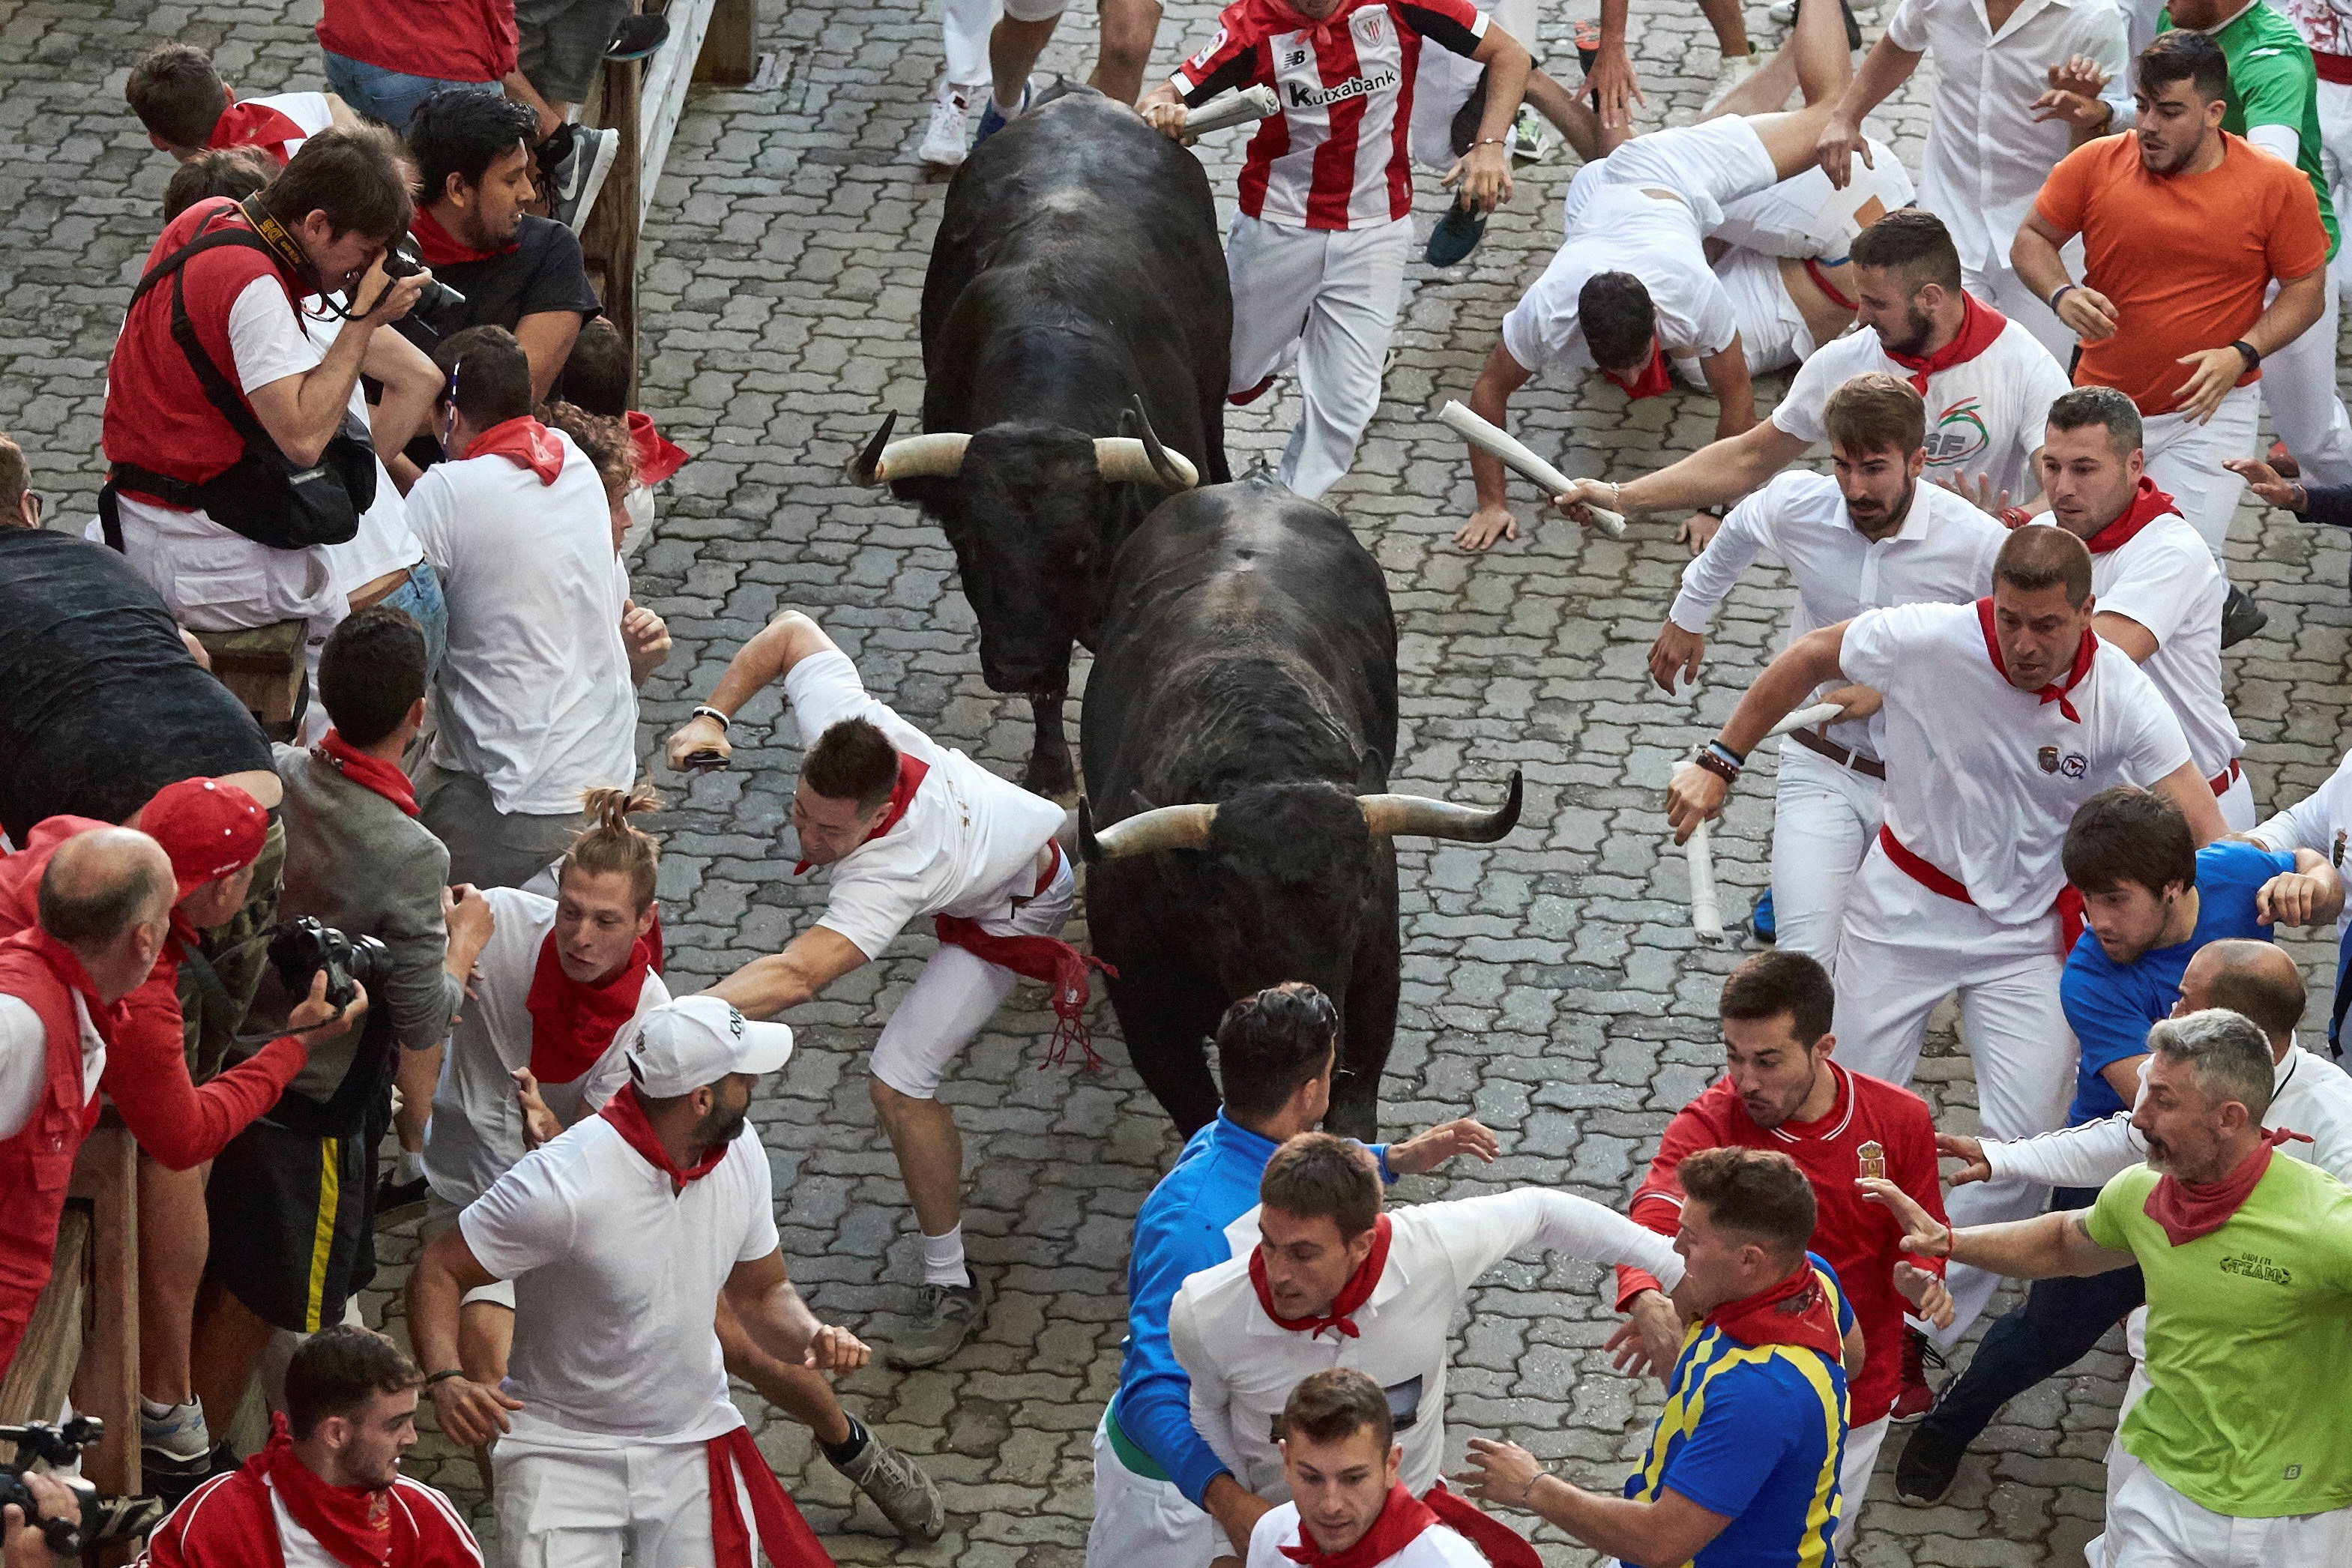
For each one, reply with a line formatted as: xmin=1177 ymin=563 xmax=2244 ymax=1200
xmin=1623 ymin=1253 xmax=1853 ymax=1568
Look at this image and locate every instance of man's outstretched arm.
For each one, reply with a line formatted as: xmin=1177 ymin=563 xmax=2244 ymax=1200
xmin=665 ymin=609 xmax=841 ymax=768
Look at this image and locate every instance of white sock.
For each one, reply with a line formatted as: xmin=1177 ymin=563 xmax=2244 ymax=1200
xmin=991 ymin=91 xmax=1024 ymax=119
xmin=920 ymin=1225 xmax=971 ymax=1288
xmin=391 ymin=1149 xmax=424 ymax=1183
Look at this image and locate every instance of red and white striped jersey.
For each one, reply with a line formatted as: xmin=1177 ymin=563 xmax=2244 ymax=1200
xmin=1173 ymin=0 xmax=1489 ymax=230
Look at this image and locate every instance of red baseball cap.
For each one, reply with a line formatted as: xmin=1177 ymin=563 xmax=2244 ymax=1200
xmin=143 ymin=778 xmax=268 ymax=896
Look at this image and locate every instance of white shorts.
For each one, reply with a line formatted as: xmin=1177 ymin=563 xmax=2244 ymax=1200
xmin=1086 ymin=1413 xmax=1219 ymax=1568
xmin=1674 ymin=247 xmax=1814 ymax=387
xmin=1712 ymin=136 xmax=1915 ymax=259
xmin=871 ymin=850 xmax=1077 ymax=1100
xmin=1563 ymin=116 xmax=1779 ymax=233
xmin=495 ymin=1428 xmax=769 ymax=1568
xmin=2100 ymin=1464 xmax=2352 ymax=1568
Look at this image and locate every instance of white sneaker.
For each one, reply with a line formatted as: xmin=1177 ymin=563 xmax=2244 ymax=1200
xmin=1701 ymin=49 xmax=1761 ymax=112
xmin=920 ymin=80 xmax=976 ymax=168
xmin=1768 ymin=0 xmax=1798 ymax=22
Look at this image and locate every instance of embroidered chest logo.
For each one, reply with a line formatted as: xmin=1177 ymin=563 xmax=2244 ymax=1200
xmin=1922 ymin=397 xmax=1990 ymax=465
xmin=2219 ymin=1252 xmax=2293 ymax=1286
xmin=1857 ymin=1139 xmax=1886 ymax=1180
xmin=1354 ymin=8 xmax=1387 ymax=43
xmin=2037 ymin=746 xmax=2087 ymax=778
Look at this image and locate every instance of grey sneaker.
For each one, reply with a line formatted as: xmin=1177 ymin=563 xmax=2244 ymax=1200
xmin=830 ymin=1431 xmax=947 ymax=1542
xmin=889 ymin=1281 xmax=984 ymax=1368
xmin=543 ymin=124 xmax=620 ymax=232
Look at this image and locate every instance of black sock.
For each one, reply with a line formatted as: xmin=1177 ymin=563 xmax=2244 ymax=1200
xmin=820 ymin=1414 xmax=870 ymax=1465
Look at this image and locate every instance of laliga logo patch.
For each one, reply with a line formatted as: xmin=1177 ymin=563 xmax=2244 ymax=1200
xmin=1189 ymin=26 xmax=1226 ymax=69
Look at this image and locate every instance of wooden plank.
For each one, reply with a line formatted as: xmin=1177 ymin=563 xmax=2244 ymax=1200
xmin=68 ymin=1124 xmax=140 ymax=1507
xmin=640 ymin=0 xmax=721 ymax=226
xmin=696 ymin=0 xmax=758 ymax=86
xmin=579 ymin=51 xmax=645 ymax=404
xmin=0 ymin=1209 xmax=89 ymax=1427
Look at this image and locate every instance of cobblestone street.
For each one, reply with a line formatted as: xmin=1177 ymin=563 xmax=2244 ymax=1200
xmin=6 ymin=0 xmax=2352 ymax=1558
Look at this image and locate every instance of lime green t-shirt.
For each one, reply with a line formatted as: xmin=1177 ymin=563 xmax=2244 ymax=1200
xmin=2084 ymin=1154 xmax=2352 ymax=1516
xmin=2161 ymin=3 xmax=2341 ymax=257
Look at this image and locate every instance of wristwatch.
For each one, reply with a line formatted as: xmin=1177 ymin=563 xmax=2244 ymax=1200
xmin=2231 ymin=340 xmax=2262 ymax=370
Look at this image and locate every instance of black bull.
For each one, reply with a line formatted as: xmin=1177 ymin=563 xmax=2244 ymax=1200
xmin=1077 ymin=478 xmax=1523 ymax=1140
xmin=859 ymin=87 xmax=1234 ymax=796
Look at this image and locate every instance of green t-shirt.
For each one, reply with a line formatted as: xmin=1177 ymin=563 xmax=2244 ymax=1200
xmin=2161 ymin=2 xmax=2341 ymax=256
xmin=2084 ymin=1154 xmax=2352 ymax=1516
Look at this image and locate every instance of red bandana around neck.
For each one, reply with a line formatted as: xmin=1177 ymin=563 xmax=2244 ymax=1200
xmin=1976 ymin=597 xmax=2096 ymax=722
xmin=524 ymin=929 xmax=654 ymax=1086
xmin=627 ymin=410 xmax=691 ymax=484
xmin=2142 ymin=1129 xmax=2312 ymax=1246
xmin=467 ymin=415 xmax=565 ymax=484
xmin=599 ymin=1081 xmax=731 ymax=1186
xmin=2081 ymin=477 xmax=2183 ymax=556
xmin=1601 ymin=340 xmax=1674 ymax=401
xmin=1281 ymin=1483 xmax=1435 ymax=1568
xmin=1420 ymin=1485 xmax=1542 ymax=1568
xmin=315 ymin=730 xmax=418 ymax=817
xmin=256 ymin=1413 xmax=395 ymax=1568
xmin=794 ymin=753 xmax=928 ymax=875
xmin=1882 ymin=292 xmax=2008 ymax=394
xmin=208 ymin=100 xmax=307 ymax=164
xmin=1250 ymin=1213 xmax=1393 ymax=1339
xmin=1703 ymin=1260 xmax=1846 ymax=1360
xmin=408 ymin=205 xmax=520 ymax=268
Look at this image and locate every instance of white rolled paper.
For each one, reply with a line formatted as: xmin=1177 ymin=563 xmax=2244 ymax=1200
xmin=1436 ymin=399 xmax=1629 ymax=538
xmin=1686 ymin=819 xmax=1723 ymax=941
xmin=1762 ymin=701 xmax=1846 ymax=739
xmin=1180 ymin=85 xmax=1279 ymax=141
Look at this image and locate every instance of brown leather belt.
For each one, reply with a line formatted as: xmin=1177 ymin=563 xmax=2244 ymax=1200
xmin=345 ymin=564 xmax=413 ymax=614
xmin=1788 ymin=725 xmax=1886 ymax=780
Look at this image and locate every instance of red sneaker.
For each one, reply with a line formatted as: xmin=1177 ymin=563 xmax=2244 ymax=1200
xmin=1890 ymin=1328 xmax=1946 ymax=1423
xmin=2269 ymin=438 xmax=2303 ymax=480
xmin=1227 ymin=373 xmax=1278 ymax=408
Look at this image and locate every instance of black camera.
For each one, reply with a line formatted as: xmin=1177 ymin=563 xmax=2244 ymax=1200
xmin=1 ymin=1419 xmax=108 ymax=1558
xmin=380 ymin=235 xmax=468 ymax=322
xmin=268 ymin=917 xmax=393 ymax=1010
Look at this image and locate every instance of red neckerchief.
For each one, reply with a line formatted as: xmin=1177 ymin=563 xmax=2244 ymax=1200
xmin=794 ymin=753 xmax=928 ymax=875
xmin=598 ymin=1082 xmax=730 ymax=1186
xmin=1420 ymin=1484 xmax=1542 ymax=1568
xmin=1249 ymin=1213 xmax=1393 ymax=1339
xmin=2142 ymin=1130 xmax=2313 ymax=1246
xmin=1882 ymin=292 xmax=2008 ymax=394
xmin=523 ymin=929 xmax=654 ymax=1085
xmin=1280 ymin=1483 xmax=1435 ymax=1568
xmin=314 ymin=729 xmax=418 ymax=817
xmin=2082 ymin=477 xmax=2183 ymax=556
xmin=627 ymin=410 xmax=690 ymax=484
xmin=1976 ymin=596 xmax=2096 ymax=723
xmin=408 ymin=205 xmax=519 ymax=268
xmin=208 ymin=100 xmax=307 ymax=164
xmin=466 ymin=416 xmax=565 ymax=484
xmin=1703 ymin=1259 xmax=1845 ymax=1359
xmin=1601 ymin=340 xmax=1674 ymax=400
xmin=255 ymin=1412 xmax=395 ymax=1568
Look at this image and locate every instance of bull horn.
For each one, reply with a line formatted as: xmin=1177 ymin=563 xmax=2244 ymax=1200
xmin=1358 ymin=769 xmax=1524 ymax=843
xmin=875 ymin=432 xmax=973 ymax=482
xmin=1079 ymin=797 xmax=1219 ymax=861
xmin=1128 ymin=395 xmax=1192 ymax=489
xmin=848 ymin=412 xmax=898 ymax=484
xmin=1102 ymin=396 xmax=1199 ymax=489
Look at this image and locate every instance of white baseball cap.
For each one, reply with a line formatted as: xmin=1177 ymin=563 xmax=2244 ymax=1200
xmin=624 ymin=995 xmax=794 ymax=1097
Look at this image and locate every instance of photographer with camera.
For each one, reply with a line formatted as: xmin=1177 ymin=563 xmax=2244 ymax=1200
xmin=97 ymin=123 xmax=429 ymax=699
xmin=1 ymin=1468 xmax=78 ymax=1568
xmin=185 ymin=609 xmax=495 ymax=1471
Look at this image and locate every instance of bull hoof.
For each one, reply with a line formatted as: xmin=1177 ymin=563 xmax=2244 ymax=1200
xmin=1023 ymin=752 xmax=1077 ymax=799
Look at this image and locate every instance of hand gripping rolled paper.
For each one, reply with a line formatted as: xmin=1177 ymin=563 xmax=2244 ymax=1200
xmin=1686 ymin=818 xmax=1724 ymax=940
xmin=1437 ymin=400 xmax=1628 ymax=537
xmin=1762 ymin=701 xmax=1845 ymax=739
xmin=1180 ymin=85 xmax=1279 ymax=142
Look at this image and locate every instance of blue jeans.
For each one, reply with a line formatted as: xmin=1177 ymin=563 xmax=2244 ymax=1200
xmin=320 ymin=52 xmax=499 ymax=134
xmin=371 ymin=560 xmax=448 ymax=684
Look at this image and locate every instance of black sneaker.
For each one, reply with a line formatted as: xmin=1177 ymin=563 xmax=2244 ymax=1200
xmin=1425 ymin=199 xmax=1488 ymax=266
xmin=1893 ymin=1421 xmax=1967 ymax=1506
xmin=2221 ymin=582 xmax=2269 ymax=648
xmin=376 ymin=1170 xmax=429 ymax=1225
xmin=606 ymin=12 xmax=671 ymax=58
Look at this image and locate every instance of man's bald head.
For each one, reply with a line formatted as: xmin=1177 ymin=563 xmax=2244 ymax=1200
xmin=2178 ymin=938 xmax=2303 ymax=1059
xmin=40 ymin=829 xmax=174 ymax=947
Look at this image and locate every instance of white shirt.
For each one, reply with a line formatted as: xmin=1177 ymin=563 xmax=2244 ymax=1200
xmin=411 ymin=432 xmax=638 ymax=814
xmin=1884 ymin=0 xmax=2132 ymax=273
xmin=1501 ymin=184 xmax=1740 ymax=377
xmin=1773 ymin=315 xmax=2072 ymax=504
xmin=2248 ymin=749 xmax=2352 ymax=939
xmin=1986 ymin=1044 xmax=2352 ymax=1184
xmin=308 ymin=307 xmax=424 ymax=595
xmin=1166 ymin=1189 xmax=1683 ymax=1498
xmin=1839 ymin=599 xmax=2192 ymax=923
xmin=788 ymin=649 xmax=1066 ymax=959
xmin=423 ymin=887 xmax=669 ymax=1210
xmin=460 ymin=1114 xmax=780 ymax=1445
xmin=1246 ymin=1504 xmax=1485 ymax=1568
xmin=1671 ymin=472 xmax=2007 ymax=762
xmin=0 ymin=991 xmax=104 ymax=1141
xmin=242 ymin=92 xmax=335 ymax=160
xmin=2060 ymin=511 xmax=2242 ymax=782
xmin=100 ymin=280 xmax=346 ymax=635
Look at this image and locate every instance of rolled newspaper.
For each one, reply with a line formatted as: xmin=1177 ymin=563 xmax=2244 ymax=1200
xmin=1762 ymin=701 xmax=1845 ymax=740
xmin=1180 ymin=85 xmax=1279 ymax=142
xmin=1686 ymin=819 xmax=1724 ymax=941
xmin=1437 ymin=399 xmax=1628 ymax=538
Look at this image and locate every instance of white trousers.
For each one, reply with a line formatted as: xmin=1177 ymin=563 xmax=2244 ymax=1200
xmin=495 ymin=1432 xmax=764 ymax=1568
xmin=1770 ymin=741 xmax=1886 ymax=968
xmin=1834 ymin=1414 xmax=1890 ymax=1555
xmin=2216 ymin=765 xmax=2256 ymax=833
xmin=2098 ymin=1465 xmax=2352 ymax=1568
xmin=1831 ymin=852 xmax=2076 ymax=1342
xmin=1226 ymin=214 xmax=1413 ymax=501
xmin=2261 ymin=268 xmax=2352 ymax=487
xmin=939 ymin=0 xmax=998 ymax=82
xmin=2142 ymin=382 xmax=2261 ymax=562
xmin=1963 ymin=235 xmax=2087 ymax=366
xmin=1086 ymin=1414 xmax=1219 ymax=1568
xmin=871 ymin=851 xmax=1076 ymax=1099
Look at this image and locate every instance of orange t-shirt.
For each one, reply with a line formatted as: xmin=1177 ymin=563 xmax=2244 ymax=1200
xmin=2033 ymin=131 xmax=2328 ymax=416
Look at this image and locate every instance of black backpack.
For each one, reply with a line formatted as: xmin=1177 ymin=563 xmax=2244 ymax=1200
xmin=102 ymin=207 xmax=377 ymax=553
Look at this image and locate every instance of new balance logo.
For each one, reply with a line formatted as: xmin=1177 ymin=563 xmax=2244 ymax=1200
xmin=1287 ymin=66 xmax=1398 ymax=108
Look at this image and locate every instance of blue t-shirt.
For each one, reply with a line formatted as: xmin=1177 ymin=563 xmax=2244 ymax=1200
xmin=2060 ymin=840 xmax=2294 ymax=1124
xmin=1623 ymin=1253 xmax=1853 ymax=1568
